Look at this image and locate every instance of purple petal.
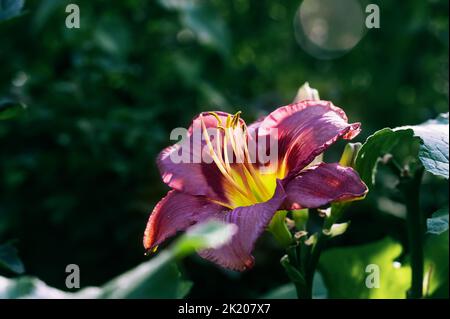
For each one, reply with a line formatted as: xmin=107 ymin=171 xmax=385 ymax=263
xmin=198 ymin=181 xmax=286 ymax=271
xmin=157 ymin=111 xmax=235 ymax=203
xmin=284 ymin=163 xmax=368 ymax=209
xmin=257 ymin=101 xmax=361 ymax=177
xmin=143 ymin=190 xmax=225 ymax=251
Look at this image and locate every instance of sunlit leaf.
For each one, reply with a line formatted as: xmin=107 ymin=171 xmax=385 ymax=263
xmin=319 ymin=234 xmax=449 ymax=298
xmin=92 ymin=252 xmax=189 ymax=299
xmin=0 ymin=220 xmax=236 ymax=299
xmin=0 ymin=276 xmax=69 ymax=298
xmin=172 ymin=219 xmax=237 ymax=258
xmin=424 ymin=231 xmax=449 ymax=298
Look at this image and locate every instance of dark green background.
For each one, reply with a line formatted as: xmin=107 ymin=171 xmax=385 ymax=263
xmin=0 ymin=0 xmax=448 ymax=297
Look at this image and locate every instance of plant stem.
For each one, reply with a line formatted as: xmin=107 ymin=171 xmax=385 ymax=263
xmin=399 ymin=167 xmax=424 ymax=299
xmin=281 ymin=249 xmax=307 ymax=298
xmin=304 ymin=233 xmax=326 ymax=299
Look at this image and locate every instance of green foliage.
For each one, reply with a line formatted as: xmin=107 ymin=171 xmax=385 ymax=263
xmin=355 ymin=128 xmax=414 ymax=186
xmin=158 ymin=0 xmax=231 ymax=57
xmin=400 ymin=113 xmax=449 ymax=179
xmin=0 ymin=242 xmax=24 ymax=274
xmin=261 ymin=272 xmax=327 ymax=299
xmin=0 ymin=99 xmax=26 ymax=120
xmin=0 ymin=0 xmax=24 ymax=21
xmin=427 ymin=207 xmax=449 ymax=235
xmin=0 ymin=220 xmax=236 ymax=299
xmin=319 ymin=233 xmax=449 ymax=298
xmin=355 ymin=113 xmax=449 ymax=186
xmin=268 ymin=210 xmax=293 ymax=248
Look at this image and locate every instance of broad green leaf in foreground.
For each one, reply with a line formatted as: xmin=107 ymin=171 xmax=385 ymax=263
xmin=318 ymin=233 xmax=449 ymax=298
xmin=355 ymin=113 xmax=449 ymax=186
xmin=0 ymin=220 xmax=237 ymax=299
xmin=0 ymin=243 xmax=25 ymax=275
xmin=427 ymin=207 xmax=449 ymax=235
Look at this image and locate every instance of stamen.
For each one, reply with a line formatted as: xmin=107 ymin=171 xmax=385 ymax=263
xmin=231 ymin=111 xmax=242 ymax=128
xmin=200 ymin=115 xmax=250 ymax=198
xmin=208 ymin=112 xmax=223 ymax=126
xmin=201 ymin=111 xmax=276 ymax=207
xmin=240 ymin=124 xmax=271 ymax=198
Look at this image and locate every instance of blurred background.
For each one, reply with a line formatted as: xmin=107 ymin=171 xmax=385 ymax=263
xmin=0 ymin=0 xmax=448 ymax=298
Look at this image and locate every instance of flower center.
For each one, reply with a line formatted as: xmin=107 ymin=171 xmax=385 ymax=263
xmin=200 ymin=112 xmax=279 ymax=209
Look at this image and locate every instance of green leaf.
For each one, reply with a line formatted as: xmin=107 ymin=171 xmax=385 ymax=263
xmin=0 ymin=220 xmax=236 ymax=299
xmin=424 ymin=231 xmax=449 ymax=298
xmin=172 ymin=219 xmax=237 ymax=258
xmin=355 ymin=113 xmax=449 ymax=186
xmin=319 ymin=237 xmax=410 ymax=298
xmin=0 ymin=243 xmax=25 ymax=274
xmin=0 ymin=0 xmax=24 ymax=22
xmin=0 ymin=99 xmax=26 ymax=120
xmin=427 ymin=207 xmax=449 ymax=235
xmin=280 ymin=254 xmax=306 ymax=287
xmin=292 ymin=209 xmax=308 ymax=230
xmin=398 ymin=113 xmax=449 ymax=179
xmin=0 ymin=276 xmax=70 ymax=298
xmin=355 ymin=128 xmax=414 ymax=186
xmin=93 ymin=252 xmax=190 ymax=299
xmin=319 ymin=234 xmax=449 ymax=298
xmin=268 ymin=210 xmax=293 ymax=248
xmin=261 ymin=283 xmax=296 ymax=299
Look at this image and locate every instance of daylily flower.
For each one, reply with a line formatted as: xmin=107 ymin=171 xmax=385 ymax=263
xmin=143 ymin=100 xmax=368 ymax=271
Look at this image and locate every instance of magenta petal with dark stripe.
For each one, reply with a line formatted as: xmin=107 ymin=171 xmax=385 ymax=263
xmin=143 ymin=190 xmax=225 ymax=251
xmin=285 ymin=163 xmax=368 ymax=209
xmin=198 ymin=181 xmax=286 ymax=271
xmin=258 ymin=101 xmax=361 ymax=176
xmin=157 ymin=111 xmax=234 ymax=203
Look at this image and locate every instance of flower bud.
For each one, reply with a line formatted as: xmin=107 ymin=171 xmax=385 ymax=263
xmin=294 ymin=82 xmax=320 ymax=102
xmin=339 ymin=142 xmax=362 ymax=168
